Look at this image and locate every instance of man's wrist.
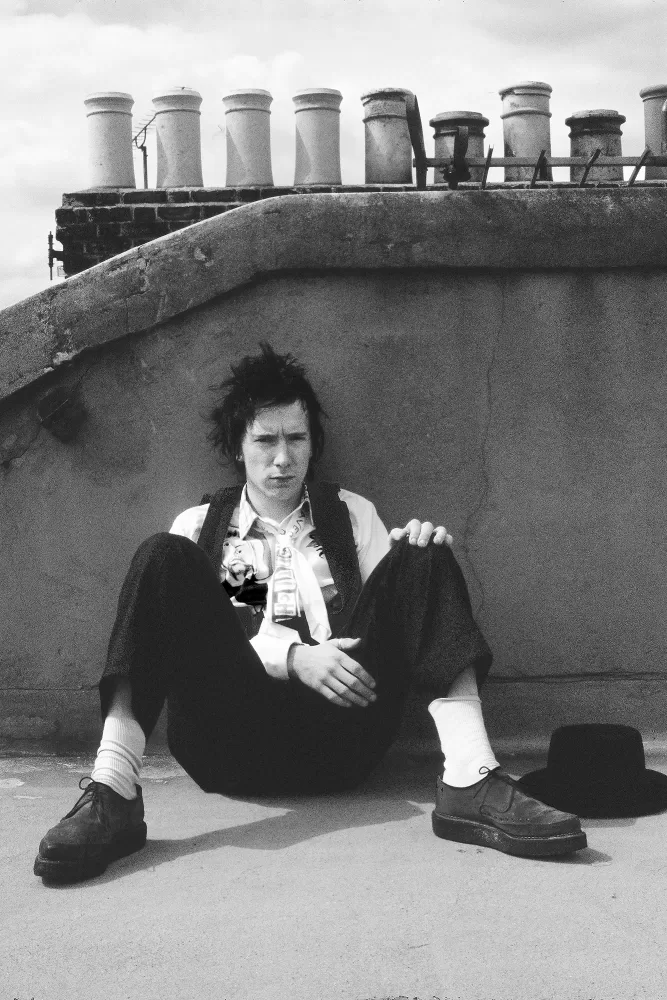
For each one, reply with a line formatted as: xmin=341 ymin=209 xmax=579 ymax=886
xmin=286 ymin=642 xmax=301 ymax=680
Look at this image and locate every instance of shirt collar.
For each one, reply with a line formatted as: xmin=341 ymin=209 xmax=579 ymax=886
xmin=239 ymin=483 xmax=312 ymax=539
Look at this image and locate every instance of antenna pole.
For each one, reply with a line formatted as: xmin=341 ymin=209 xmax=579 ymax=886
xmin=132 ymin=113 xmax=156 ymax=190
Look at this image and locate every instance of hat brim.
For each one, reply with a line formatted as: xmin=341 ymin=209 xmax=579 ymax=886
xmin=517 ymin=766 xmax=667 ymax=819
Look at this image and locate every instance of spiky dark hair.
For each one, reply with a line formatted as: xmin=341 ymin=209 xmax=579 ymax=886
xmin=208 ymin=342 xmax=326 ymax=475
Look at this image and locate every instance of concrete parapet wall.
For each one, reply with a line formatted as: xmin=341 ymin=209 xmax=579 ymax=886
xmin=56 ymin=185 xmax=417 ymax=276
xmin=54 ymin=181 xmax=667 ymax=277
xmin=3 ymin=189 xmax=667 ymax=747
xmin=15 ymin=187 xmax=667 ymax=403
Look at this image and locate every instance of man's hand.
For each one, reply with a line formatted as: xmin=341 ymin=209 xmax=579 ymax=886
xmin=389 ymin=519 xmax=453 ymax=548
xmin=287 ymin=638 xmax=377 ymax=709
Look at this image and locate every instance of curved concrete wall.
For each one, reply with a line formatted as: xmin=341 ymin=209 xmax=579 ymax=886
xmin=2 ymin=191 xmax=667 ymax=747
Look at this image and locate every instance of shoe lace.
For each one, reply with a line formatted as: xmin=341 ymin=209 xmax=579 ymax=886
xmin=63 ymin=776 xmax=102 ymax=818
xmin=473 ymin=765 xmax=519 ymax=802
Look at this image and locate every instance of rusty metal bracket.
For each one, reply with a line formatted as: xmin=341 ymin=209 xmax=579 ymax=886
xmin=529 ymin=150 xmax=549 ymax=188
xmin=406 ymin=93 xmax=472 ymax=191
xmin=47 ymin=231 xmax=64 ymax=281
xmin=579 ymin=148 xmax=602 ymax=187
xmin=627 ymin=146 xmax=651 ymax=186
xmin=405 ymin=92 xmax=427 ymax=190
xmin=481 ymin=146 xmax=494 ymax=190
xmin=440 ymin=126 xmax=471 ymax=189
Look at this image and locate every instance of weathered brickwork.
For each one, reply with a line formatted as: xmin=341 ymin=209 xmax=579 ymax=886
xmin=56 ymin=184 xmax=416 ymax=276
xmin=56 ymin=190 xmax=238 ymax=275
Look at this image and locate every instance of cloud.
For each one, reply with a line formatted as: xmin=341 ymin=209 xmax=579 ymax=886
xmin=18 ymin=0 xmax=392 ymax=26
xmin=467 ymin=0 xmax=663 ymax=48
xmin=20 ymin=0 xmax=230 ymax=25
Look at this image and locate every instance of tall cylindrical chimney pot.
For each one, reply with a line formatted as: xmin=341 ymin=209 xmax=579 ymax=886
xmin=84 ymin=92 xmax=136 ymax=188
xmin=499 ymin=81 xmax=553 ymax=181
xmin=639 ymin=84 xmax=667 ymax=179
xmin=565 ymin=109 xmax=625 ymax=182
xmin=429 ymin=111 xmax=489 ymax=183
xmin=360 ymin=88 xmax=412 ymax=184
xmin=293 ymin=89 xmax=343 ymax=185
xmin=222 ymin=90 xmax=273 ymax=187
xmin=152 ymin=87 xmax=203 ymax=187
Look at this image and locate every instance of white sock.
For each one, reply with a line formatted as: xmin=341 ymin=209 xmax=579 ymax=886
xmin=428 ymin=667 xmax=500 ymax=787
xmin=91 ymin=710 xmax=145 ymax=801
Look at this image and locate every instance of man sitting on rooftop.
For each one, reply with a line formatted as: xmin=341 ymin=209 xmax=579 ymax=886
xmin=34 ymin=343 xmax=586 ymax=882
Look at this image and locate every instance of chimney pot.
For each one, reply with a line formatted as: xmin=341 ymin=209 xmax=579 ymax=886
xmin=84 ymin=91 xmax=136 ymax=189
xmin=152 ymin=87 xmax=203 ymax=187
xmin=222 ymin=89 xmax=274 ymax=187
xmin=293 ymin=89 xmax=343 ymax=185
xmin=360 ymin=88 xmax=412 ymax=184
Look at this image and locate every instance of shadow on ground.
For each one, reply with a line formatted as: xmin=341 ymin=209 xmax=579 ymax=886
xmin=40 ymin=751 xmax=611 ymax=888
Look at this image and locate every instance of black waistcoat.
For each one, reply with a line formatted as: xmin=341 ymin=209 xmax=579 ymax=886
xmin=196 ymin=481 xmax=362 ymax=640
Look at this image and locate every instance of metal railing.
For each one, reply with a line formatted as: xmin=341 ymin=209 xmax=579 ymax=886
xmin=405 ymin=93 xmax=667 ymax=189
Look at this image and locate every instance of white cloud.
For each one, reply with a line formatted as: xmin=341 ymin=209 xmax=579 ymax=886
xmin=467 ymin=0 xmax=662 ymax=47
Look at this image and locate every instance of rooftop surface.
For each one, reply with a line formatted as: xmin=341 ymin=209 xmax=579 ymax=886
xmin=2 ymin=747 xmax=666 ymax=1000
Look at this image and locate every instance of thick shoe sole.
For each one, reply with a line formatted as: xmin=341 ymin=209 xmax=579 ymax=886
xmin=33 ymin=823 xmax=148 ymax=883
xmin=432 ymin=811 xmax=587 ymax=857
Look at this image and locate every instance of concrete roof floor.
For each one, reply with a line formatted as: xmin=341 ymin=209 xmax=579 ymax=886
xmin=2 ymin=747 xmax=667 ymax=1000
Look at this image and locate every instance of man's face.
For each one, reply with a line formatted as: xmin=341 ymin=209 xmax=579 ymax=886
xmin=240 ymin=400 xmax=312 ymax=516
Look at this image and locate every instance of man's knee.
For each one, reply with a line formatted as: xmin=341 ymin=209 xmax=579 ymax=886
xmin=386 ymin=534 xmax=459 ymax=570
xmin=131 ymin=531 xmax=207 ymax=572
xmin=135 ymin=530 xmax=194 ymax=557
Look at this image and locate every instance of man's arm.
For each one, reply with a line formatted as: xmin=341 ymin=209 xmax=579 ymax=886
xmin=169 ymin=504 xmax=208 ymax=542
xmin=287 ymin=637 xmax=377 ymax=708
xmin=250 ymin=630 xmax=304 ymax=682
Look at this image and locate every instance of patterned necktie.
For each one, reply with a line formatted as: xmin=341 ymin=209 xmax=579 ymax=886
xmin=271 ymin=542 xmax=300 ymax=621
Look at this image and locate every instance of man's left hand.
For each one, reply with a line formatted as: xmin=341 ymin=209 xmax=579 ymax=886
xmin=388 ymin=519 xmax=453 ymax=548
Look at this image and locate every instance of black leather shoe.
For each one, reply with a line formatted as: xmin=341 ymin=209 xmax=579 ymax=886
xmin=432 ymin=768 xmax=587 ymax=857
xmin=34 ymin=778 xmax=147 ymax=883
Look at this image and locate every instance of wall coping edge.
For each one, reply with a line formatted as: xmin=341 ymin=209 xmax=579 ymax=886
xmin=2 ymin=188 xmax=667 ymax=405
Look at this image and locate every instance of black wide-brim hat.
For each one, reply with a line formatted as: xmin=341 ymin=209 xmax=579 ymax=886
xmin=518 ymin=724 xmax=667 ymax=819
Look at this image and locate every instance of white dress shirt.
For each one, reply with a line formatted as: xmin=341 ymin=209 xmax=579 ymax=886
xmin=169 ymin=486 xmax=390 ymax=680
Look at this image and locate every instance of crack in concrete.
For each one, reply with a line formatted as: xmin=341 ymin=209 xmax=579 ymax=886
xmin=124 ymin=253 xmax=150 ymax=335
xmin=489 ymin=670 xmax=667 ymax=683
xmin=1 ymin=686 xmax=98 ymax=692
xmin=460 ymin=278 xmax=506 ymax=616
xmin=1 ymin=421 xmax=41 ymax=470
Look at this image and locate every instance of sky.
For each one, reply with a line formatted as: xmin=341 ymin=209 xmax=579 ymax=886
xmin=1 ymin=0 xmax=665 ymax=309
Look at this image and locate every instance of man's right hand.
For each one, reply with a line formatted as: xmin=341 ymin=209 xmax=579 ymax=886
xmin=286 ymin=638 xmax=377 ymax=709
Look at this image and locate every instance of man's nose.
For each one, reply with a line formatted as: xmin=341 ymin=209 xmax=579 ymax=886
xmin=273 ymin=441 xmax=289 ymax=466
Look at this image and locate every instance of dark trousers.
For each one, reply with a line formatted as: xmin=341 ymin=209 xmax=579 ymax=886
xmin=100 ymin=533 xmax=492 ymax=795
